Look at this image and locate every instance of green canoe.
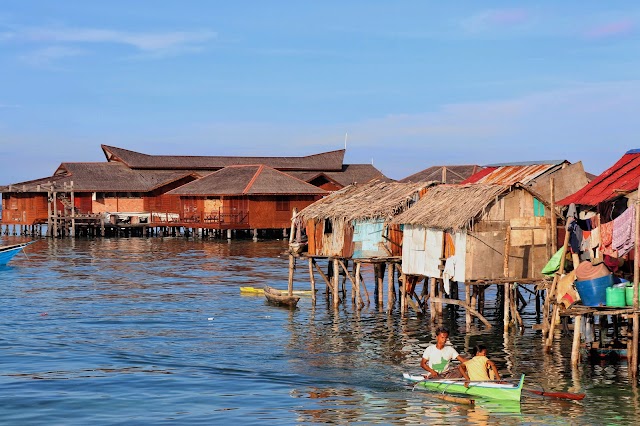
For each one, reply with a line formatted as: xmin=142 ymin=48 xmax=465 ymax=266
xmin=403 ymin=373 xmax=525 ymax=402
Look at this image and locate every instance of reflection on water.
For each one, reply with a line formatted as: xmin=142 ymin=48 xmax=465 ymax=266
xmin=0 ymin=237 xmax=638 ymax=424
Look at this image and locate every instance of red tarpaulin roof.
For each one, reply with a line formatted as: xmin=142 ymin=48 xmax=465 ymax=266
xmin=558 ymin=149 xmax=640 ymax=206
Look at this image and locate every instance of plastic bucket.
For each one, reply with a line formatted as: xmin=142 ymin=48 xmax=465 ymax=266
xmin=625 ymin=285 xmax=639 ymax=306
xmin=575 ymin=274 xmax=613 ymax=307
xmin=606 ymin=286 xmax=626 ymax=307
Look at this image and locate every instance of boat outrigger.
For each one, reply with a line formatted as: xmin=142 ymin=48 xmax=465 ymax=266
xmin=0 ymin=242 xmax=33 ymax=266
xmin=403 ymin=373 xmax=525 ymax=402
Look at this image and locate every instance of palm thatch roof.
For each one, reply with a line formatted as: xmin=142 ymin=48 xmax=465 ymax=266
xmin=296 ymin=181 xmax=435 ymax=223
xmin=391 ymin=183 xmax=509 ymax=230
xmin=167 ymin=165 xmax=327 ymax=196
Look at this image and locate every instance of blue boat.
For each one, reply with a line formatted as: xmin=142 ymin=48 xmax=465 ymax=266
xmin=0 ymin=242 xmax=32 ymax=266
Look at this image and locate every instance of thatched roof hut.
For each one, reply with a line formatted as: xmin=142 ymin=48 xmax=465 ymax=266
xmin=392 ymin=183 xmax=553 ymax=281
xmin=297 ymin=181 xmax=436 ymax=258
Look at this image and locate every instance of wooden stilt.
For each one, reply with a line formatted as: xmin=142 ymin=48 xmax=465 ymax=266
xmin=288 ymin=254 xmax=294 ymax=296
xmin=313 ymin=260 xmax=332 ymax=292
xmin=465 ymin=282 xmax=471 ymax=328
xmin=632 ymin=188 xmax=640 ymax=379
xmin=378 ymin=263 xmax=385 ymax=308
xmin=355 ymin=262 xmax=362 ymax=308
xmin=571 ymin=314 xmax=582 ymax=366
xmin=431 ymin=297 xmax=492 ymax=329
xmin=387 ymin=262 xmax=394 ymax=309
xmin=430 ymin=277 xmax=437 ymax=323
xmin=332 ymin=259 xmax=340 ymax=308
xmin=308 ymin=258 xmax=316 ymax=302
xmin=503 ymin=283 xmax=511 ymax=332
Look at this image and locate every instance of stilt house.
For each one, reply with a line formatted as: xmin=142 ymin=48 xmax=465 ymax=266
xmin=392 ymin=183 xmax=554 ymax=282
xmin=295 ymin=181 xmax=434 ymax=259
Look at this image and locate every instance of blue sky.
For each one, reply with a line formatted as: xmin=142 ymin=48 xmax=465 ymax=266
xmin=1 ymin=2 xmax=639 ymax=184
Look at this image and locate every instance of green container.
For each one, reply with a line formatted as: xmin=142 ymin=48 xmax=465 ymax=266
xmin=606 ymin=286 xmax=626 ymax=307
xmin=625 ymin=285 xmax=639 ymax=306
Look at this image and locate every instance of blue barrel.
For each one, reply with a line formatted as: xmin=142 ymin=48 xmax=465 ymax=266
xmin=575 ymin=275 xmax=614 ymax=307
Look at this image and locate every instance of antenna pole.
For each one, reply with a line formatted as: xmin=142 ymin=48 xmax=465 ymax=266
xmin=344 ymin=132 xmax=348 ymax=149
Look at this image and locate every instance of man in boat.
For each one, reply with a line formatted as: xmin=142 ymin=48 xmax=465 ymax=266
xmin=458 ymin=345 xmax=501 ymax=384
xmin=420 ymin=327 xmax=467 ymax=379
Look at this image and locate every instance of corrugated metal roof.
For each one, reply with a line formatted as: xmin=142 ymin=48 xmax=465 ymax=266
xmin=558 ymin=150 xmax=640 ymax=206
xmin=461 ymin=164 xmax=561 ymax=185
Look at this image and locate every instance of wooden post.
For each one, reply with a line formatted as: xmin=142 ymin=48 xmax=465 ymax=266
xmin=355 ymin=262 xmax=362 ymax=309
xmin=632 ymin=188 xmax=640 ymax=378
xmin=429 ymin=277 xmax=437 ymax=323
xmin=308 ymin=258 xmax=316 ymax=302
xmin=47 ymin=189 xmax=52 ymax=237
xmin=544 ymin=229 xmax=570 ymax=348
xmin=503 ymin=283 xmax=511 ymax=332
xmin=550 ymin=177 xmax=557 ymax=254
xmin=333 ymin=258 xmax=340 ymax=309
xmin=378 ymin=263 xmax=385 ymax=308
xmin=387 ymin=262 xmax=394 ymax=310
xmin=287 ymin=254 xmax=294 ymax=296
xmin=465 ymin=282 xmax=471 ymax=328
xmin=571 ymin=314 xmax=582 ymax=366
xmin=70 ymin=185 xmax=76 ymax=237
xmin=52 ymin=191 xmax=58 ymax=238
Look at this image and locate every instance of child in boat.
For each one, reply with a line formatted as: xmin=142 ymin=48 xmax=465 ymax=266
xmin=458 ymin=345 xmax=501 ymax=383
xmin=420 ymin=327 xmax=468 ymax=379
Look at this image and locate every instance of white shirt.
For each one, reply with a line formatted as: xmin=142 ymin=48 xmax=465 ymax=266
xmin=422 ymin=344 xmax=459 ymax=373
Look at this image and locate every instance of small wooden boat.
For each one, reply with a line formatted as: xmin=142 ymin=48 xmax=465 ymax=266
xmin=264 ymin=285 xmax=300 ymax=308
xmin=240 ymin=286 xmax=314 ymax=296
xmin=0 ymin=242 xmax=33 ymax=266
xmin=403 ymin=373 xmax=525 ymax=402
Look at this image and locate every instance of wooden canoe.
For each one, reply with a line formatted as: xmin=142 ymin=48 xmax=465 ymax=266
xmin=0 ymin=242 xmax=33 ymax=266
xmin=264 ymin=286 xmax=300 ymax=308
xmin=240 ymin=286 xmax=314 ymax=296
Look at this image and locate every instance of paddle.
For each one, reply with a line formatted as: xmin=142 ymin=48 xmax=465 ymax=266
xmin=524 ymin=388 xmax=585 ymax=401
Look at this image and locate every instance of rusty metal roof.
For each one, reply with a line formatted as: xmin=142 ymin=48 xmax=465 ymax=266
xmin=461 ymin=161 xmax=566 ymax=185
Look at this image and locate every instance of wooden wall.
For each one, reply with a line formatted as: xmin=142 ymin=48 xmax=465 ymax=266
xmin=1 ymin=193 xmax=49 ymax=225
xmin=465 ymin=188 xmax=551 ymax=280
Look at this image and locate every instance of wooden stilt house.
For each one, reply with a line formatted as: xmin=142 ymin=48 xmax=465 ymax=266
xmin=391 ymin=183 xmax=554 ymax=327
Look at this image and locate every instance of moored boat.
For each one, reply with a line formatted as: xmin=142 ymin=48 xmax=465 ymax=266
xmin=403 ymin=372 xmax=525 ymax=402
xmin=264 ymin=285 xmax=300 ymax=308
xmin=0 ymin=242 xmax=33 ymax=266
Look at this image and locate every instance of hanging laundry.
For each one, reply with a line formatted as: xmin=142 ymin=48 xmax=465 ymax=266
xmin=567 ymin=218 xmax=583 ymax=254
xmin=613 ymin=207 xmax=635 ymax=257
xmin=600 ymin=220 xmax=616 ymax=257
xmin=442 ymin=257 xmax=456 ymax=295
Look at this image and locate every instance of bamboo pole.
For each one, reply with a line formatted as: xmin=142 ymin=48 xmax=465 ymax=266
xmin=308 ymin=258 xmax=316 ymax=302
xmin=571 ymin=314 xmax=582 ymax=366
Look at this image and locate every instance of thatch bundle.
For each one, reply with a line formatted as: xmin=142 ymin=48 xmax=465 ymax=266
xmin=392 ymin=183 xmax=509 ymax=230
xmin=296 ymin=181 xmax=435 ymax=224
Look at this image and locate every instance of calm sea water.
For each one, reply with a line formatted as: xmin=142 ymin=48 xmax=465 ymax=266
xmin=1 ymin=237 xmax=638 ymax=425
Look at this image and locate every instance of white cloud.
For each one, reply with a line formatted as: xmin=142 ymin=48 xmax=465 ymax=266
xmin=19 ymin=45 xmax=85 ymax=67
xmin=2 ymin=25 xmax=216 ymax=53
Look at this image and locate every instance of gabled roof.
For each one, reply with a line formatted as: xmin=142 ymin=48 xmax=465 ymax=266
xmin=3 ymin=163 xmax=196 ymax=192
xmin=288 ymin=164 xmax=391 ymax=187
xmin=296 ymin=181 xmax=435 ymax=222
xmin=166 ymin=165 xmax=328 ymax=196
xmin=399 ymin=165 xmax=482 ymax=184
xmin=391 ymin=183 xmax=512 ymax=230
xmin=461 ymin=160 xmax=568 ymax=185
xmin=558 ymin=149 xmax=640 ymax=206
xmin=101 ymin=144 xmax=346 ymax=172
